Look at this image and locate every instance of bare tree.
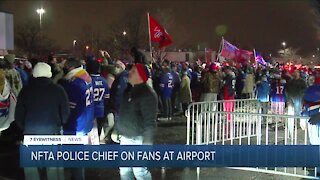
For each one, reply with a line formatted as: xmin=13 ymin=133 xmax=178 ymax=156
xmin=15 ymin=19 xmax=57 ymax=57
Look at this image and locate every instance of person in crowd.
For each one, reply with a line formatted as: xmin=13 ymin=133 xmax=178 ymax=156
xmin=15 ymin=62 xmax=69 ymax=180
xmin=131 ymin=47 xmax=148 ymax=65
xmin=222 ymin=66 xmax=236 ymax=121
xmin=0 ymin=69 xmax=16 ymax=135
xmin=270 ymin=74 xmax=286 ymax=115
xmin=235 ymin=67 xmax=245 ymax=99
xmin=286 ymin=69 xmax=307 ymax=139
xmin=256 ymin=75 xmax=270 ymax=122
xmin=59 ymin=58 xmax=94 ymax=180
xmin=308 ymin=75 xmax=315 ymax=87
xmin=301 ymin=81 xmax=320 ymax=176
xmin=200 ymin=63 xmax=221 ymax=112
xmin=86 ymin=60 xmax=110 ymax=143
xmin=158 ymin=59 xmax=173 ymax=121
xmin=2 ymin=54 xmax=23 ymax=97
xmin=282 ymin=69 xmax=292 ymax=82
xmin=101 ymin=64 xmax=116 ymax=89
xmin=242 ymin=66 xmax=255 ymax=99
xmin=48 ymin=55 xmax=64 ymax=83
xmin=15 ymin=60 xmax=30 ymax=87
xmin=108 ymin=60 xmax=128 ymax=120
xmin=170 ymin=63 xmax=181 ymax=114
xmin=100 ymin=50 xmax=114 ymax=65
xmin=180 ymin=71 xmax=192 ymax=114
xmin=116 ymin=63 xmax=157 ymax=180
xmin=190 ymin=64 xmax=202 ymax=102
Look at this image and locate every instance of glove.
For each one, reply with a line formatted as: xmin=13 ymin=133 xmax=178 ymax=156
xmin=308 ymin=113 xmax=320 ymax=125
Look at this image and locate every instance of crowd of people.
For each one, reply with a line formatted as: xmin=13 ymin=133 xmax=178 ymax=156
xmin=0 ymin=47 xmax=320 ymax=179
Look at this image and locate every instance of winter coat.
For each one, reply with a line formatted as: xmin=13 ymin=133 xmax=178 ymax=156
xmin=108 ymin=70 xmax=128 ymax=114
xmin=256 ymin=80 xmax=270 ymax=102
xmin=242 ymin=73 xmax=255 ymax=94
xmin=0 ymin=79 xmax=16 ymax=132
xmin=201 ymin=71 xmax=220 ymax=94
xmin=180 ymin=75 xmax=192 ymax=103
xmin=15 ymin=68 xmax=29 ymax=87
xmin=4 ymin=68 xmax=22 ymax=97
xmin=15 ymin=77 xmax=69 ymax=135
xmin=116 ymin=83 xmax=157 ymax=139
xmin=285 ymin=78 xmax=307 ymax=103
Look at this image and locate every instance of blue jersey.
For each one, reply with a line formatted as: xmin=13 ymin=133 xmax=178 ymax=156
xmin=61 ymin=68 xmax=94 ymax=135
xmin=270 ymin=80 xmax=286 ymax=102
xmin=160 ymin=72 xmax=173 ymax=98
xmin=91 ymin=75 xmax=110 ymax=118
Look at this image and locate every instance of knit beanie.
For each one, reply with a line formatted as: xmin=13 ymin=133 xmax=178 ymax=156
xmin=4 ymin=54 xmax=15 ymax=64
xmin=87 ymin=60 xmax=101 ymax=74
xmin=33 ymin=62 xmax=52 ymax=78
xmin=115 ymin=60 xmax=126 ymax=70
xmin=135 ymin=63 xmax=149 ymax=82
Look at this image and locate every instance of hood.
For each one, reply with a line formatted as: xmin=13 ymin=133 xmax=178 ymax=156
xmin=66 ymin=66 xmax=92 ymax=84
xmin=0 ymin=79 xmax=10 ymax=101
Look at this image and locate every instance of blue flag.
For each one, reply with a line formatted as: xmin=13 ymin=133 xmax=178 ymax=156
xmin=254 ymin=51 xmax=267 ymax=66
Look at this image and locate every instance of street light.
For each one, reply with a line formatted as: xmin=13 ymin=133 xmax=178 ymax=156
xmin=73 ymin=40 xmax=77 ymax=47
xmin=123 ymin=31 xmax=127 ymax=36
xmin=86 ymin=45 xmax=89 ymax=50
xmin=282 ymin=42 xmax=286 ymax=48
xmin=281 ymin=41 xmax=286 ymax=56
xmin=36 ymin=8 xmax=45 ymax=29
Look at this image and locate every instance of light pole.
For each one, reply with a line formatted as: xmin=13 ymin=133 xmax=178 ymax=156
xmin=282 ymin=41 xmax=286 ymax=54
xmin=36 ymin=8 xmax=45 ymax=29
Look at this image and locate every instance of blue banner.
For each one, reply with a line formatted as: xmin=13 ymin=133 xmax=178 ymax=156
xmin=20 ymin=145 xmax=320 ymax=167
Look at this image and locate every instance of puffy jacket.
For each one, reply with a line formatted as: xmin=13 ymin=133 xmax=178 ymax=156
xmin=15 ymin=77 xmax=69 ymax=135
xmin=201 ymin=71 xmax=221 ymax=94
xmin=116 ymin=83 xmax=157 ymax=139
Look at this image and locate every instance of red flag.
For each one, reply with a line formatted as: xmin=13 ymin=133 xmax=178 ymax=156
xmin=148 ymin=14 xmax=173 ymax=48
xmin=235 ymin=49 xmax=253 ymax=64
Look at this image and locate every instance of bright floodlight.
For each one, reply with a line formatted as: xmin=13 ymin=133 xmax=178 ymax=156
xmin=282 ymin=42 xmax=286 ymax=47
xmin=313 ymin=55 xmax=315 ymax=58
xmin=123 ymin=31 xmax=127 ymax=36
xmin=36 ymin=8 xmax=45 ymax=15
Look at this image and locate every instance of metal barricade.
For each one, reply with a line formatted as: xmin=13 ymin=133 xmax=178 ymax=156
xmin=186 ymin=99 xmax=259 ymax=145
xmin=193 ymin=110 xmax=318 ymax=179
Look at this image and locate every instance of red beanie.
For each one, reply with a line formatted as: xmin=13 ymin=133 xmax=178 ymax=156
xmin=135 ymin=63 xmax=149 ymax=82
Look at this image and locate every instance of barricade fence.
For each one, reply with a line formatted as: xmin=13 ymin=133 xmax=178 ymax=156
xmin=186 ymin=100 xmax=319 ymax=179
xmin=186 ymin=99 xmax=259 ymax=145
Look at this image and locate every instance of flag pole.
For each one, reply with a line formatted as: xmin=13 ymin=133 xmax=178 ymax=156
xmin=216 ymin=36 xmax=224 ymax=62
xmin=253 ymin=48 xmax=257 ymax=68
xmin=147 ymin=12 xmax=153 ymax=64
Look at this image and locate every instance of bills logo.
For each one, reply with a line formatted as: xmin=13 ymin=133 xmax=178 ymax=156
xmin=153 ymin=26 xmax=163 ymax=38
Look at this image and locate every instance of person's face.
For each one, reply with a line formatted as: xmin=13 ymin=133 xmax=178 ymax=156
xmin=294 ymin=70 xmax=300 ymax=79
xmin=128 ymin=66 xmax=142 ymax=85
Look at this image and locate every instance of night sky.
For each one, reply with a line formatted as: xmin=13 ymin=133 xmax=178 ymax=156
xmin=1 ymin=0 xmax=319 ymax=56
